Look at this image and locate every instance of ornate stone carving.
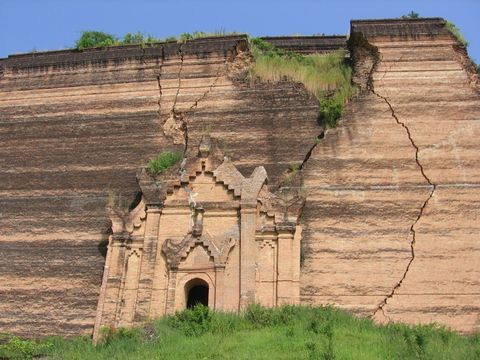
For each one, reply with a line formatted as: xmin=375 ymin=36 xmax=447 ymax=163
xmin=162 ymin=232 xmax=236 ymax=269
xmin=107 ymin=198 xmax=146 ymax=238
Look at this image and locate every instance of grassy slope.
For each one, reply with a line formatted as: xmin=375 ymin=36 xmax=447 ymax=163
xmin=2 ymin=305 xmax=479 ymax=359
xmin=249 ymin=38 xmax=356 ymax=128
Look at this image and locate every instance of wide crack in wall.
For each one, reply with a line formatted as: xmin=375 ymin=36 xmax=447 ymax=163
xmin=370 ymin=88 xmax=437 ymax=322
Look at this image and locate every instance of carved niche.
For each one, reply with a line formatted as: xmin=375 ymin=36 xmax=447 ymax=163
xmin=93 ymin=136 xmax=303 ymax=333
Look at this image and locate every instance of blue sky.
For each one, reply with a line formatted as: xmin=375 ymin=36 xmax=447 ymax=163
xmin=0 ymin=0 xmax=478 ymax=63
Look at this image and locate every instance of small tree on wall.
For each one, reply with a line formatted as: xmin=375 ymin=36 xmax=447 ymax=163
xmin=75 ymin=31 xmax=117 ymax=49
xmin=401 ymin=11 xmax=420 ymax=19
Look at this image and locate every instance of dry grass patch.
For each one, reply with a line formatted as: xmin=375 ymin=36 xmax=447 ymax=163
xmin=249 ymin=38 xmax=357 ymax=128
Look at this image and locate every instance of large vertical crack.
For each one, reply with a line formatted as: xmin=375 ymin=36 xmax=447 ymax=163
xmin=357 ymin=37 xmax=439 ymax=320
xmin=299 ymin=132 xmax=324 ymax=171
xmin=172 ymin=44 xmax=184 ymax=117
xmin=162 ymin=43 xmax=187 ymax=149
xmin=162 ymin=42 xmax=225 ymax=154
xmin=370 ymin=86 xmax=437 ymax=321
xmin=177 ymin=50 xmax=229 ymax=234
xmin=182 ymin=52 xmax=229 ymax=156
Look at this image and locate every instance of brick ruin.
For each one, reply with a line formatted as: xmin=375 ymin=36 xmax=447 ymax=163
xmin=94 ymin=136 xmax=303 ymax=339
xmin=0 ymin=18 xmax=478 ymax=337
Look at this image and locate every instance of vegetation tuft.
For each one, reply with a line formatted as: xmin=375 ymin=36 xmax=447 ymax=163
xmin=401 ymin=11 xmax=420 ymax=19
xmin=249 ymin=38 xmax=356 ymax=128
xmin=75 ymin=31 xmax=117 ymax=50
xmin=178 ymin=30 xmax=240 ymax=42
xmin=0 ymin=335 xmax=53 ymax=360
xmin=75 ymin=31 xmax=163 ymax=50
xmin=1 ymin=305 xmax=479 ymax=359
xmin=146 ymin=151 xmax=182 ymax=175
xmin=445 ymin=21 xmax=469 ymax=47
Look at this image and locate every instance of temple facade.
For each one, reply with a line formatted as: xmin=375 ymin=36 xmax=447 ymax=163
xmin=93 ymin=136 xmax=303 ymax=334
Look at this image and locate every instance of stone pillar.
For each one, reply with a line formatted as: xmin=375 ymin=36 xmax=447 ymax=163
xmin=99 ymin=235 xmax=127 ymax=326
xmin=134 ymin=206 xmax=162 ymax=320
xmin=291 ymin=225 xmax=302 ymax=304
xmin=165 ymin=269 xmax=178 ymax=314
xmin=119 ymin=244 xmax=142 ymax=325
xmin=214 ymin=265 xmax=225 ymax=311
xmin=150 ymin=208 xmax=190 ymax=318
xmin=276 ymin=227 xmax=294 ymax=305
xmin=239 ymin=204 xmax=257 ymax=309
xmin=92 ymin=234 xmax=115 ymax=344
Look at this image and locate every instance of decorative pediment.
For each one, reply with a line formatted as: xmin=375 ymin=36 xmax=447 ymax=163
xmin=162 ymin=232 xmax=236 ymax=269
xmin=257 ymin=184 xmax=304 ymax=227
xmin=212 ymin=159 xmax=244 ymax=196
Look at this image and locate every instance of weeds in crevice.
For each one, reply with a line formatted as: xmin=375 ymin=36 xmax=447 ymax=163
xmin=282 ymin=163 xmax=300 ymax=186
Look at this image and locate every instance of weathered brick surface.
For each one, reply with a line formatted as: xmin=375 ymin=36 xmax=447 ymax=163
xmin=2 ymin=19 xmax=478 ymax=337
xmin=301 ymin=19 xmax=480 ymax=333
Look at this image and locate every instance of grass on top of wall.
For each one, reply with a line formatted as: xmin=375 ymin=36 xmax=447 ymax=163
xmin=75 ymin=30 xmax=241 ymax=50
xmin=1 ymin=305 xmax=479 ymax=360
xmin=444 ymin=21 xmax=469 ymax=48
xmin=249 ymin=38 xmax=357 ymax=128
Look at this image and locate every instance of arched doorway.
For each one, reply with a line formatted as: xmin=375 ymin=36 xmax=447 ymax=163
xmin=185 ymin=278 xmax=209 ymax=309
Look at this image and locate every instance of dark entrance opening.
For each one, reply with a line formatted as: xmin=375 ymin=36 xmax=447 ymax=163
xmin=186 ymin=280 xmax=209 ymax=309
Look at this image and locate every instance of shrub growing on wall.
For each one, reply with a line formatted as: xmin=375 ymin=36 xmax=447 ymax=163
xmin=74 ymin=30 xmax=238 ymax=50
xmin=401 ymin=11 xmax=420 ymax=19
xmin=147 ymin=151 xmax=183 ymax=175
xmin=75 ymin=31 xmax=117 ymax=50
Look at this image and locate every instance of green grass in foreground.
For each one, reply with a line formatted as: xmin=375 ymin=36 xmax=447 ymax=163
xmin=249 ymin=38 xmax=357 ymax=128
xmin=1 ymin=305 xmax=479 ymax=359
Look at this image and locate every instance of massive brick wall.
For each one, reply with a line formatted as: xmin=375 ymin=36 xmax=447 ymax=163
xmin=301 ymin=18 xmax=480 ymax=333
xmin=0 ymin=36 xmax=320 ymax=337
xmin=1 ymin=18 xmax=478 ymax=338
